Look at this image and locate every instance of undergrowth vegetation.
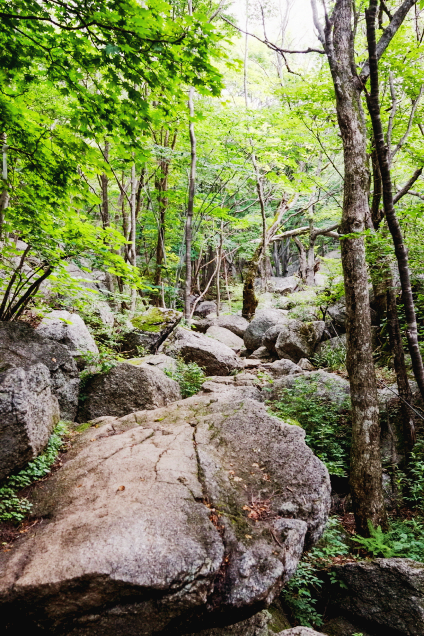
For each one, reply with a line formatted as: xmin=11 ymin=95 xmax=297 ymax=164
xmin=164 ymin=358 xmax=206 ymax=398
xmin=0 ymin=422 xmax=68 ymax=523
xmin=270 ymin=376 xmax=351 ymax=476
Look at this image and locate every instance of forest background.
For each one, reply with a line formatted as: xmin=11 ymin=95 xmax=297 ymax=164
xmin=3 ymin=0 xmax=424 ymax=538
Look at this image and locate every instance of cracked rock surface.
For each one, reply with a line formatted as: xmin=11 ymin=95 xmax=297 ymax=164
xmin=0 ymin=394 xmax=330 ymax=635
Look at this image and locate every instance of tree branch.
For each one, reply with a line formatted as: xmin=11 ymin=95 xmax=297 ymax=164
xmin=393 ymin=168 xmax=423 ymax=203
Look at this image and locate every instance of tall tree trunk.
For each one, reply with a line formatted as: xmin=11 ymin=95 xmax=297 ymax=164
xmin=365 ymin=0 xmax=424 ymax=403
xmin=1 ymin=133 xmax=9 ymax=240
xmin=185 ymin=84 xmax=196 ymax=320
xmin=313 ymin=0 xmax=386 ymax=533
xmin=130 ymin=161 xmax=137 ymax=312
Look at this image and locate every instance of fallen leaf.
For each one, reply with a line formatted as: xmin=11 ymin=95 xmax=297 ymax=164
xmin=77 ymin=484 xmax=82 ymax=488
xmin=233 ymin=476 xmax=242 ymax=482
xmin=228 ymin=470 xmax=235 ymax=475
xmin=242 ymin=505 xmax=250 ymax=510
xmin=154 ymin=417 xmax=165 ymax=422
xmin=117 ymin=485 xmax=125 ymax=491
xmin=252 ymin=463 xmax=259 ymax=468
xmin=245 ymin=534 xmax=252 ymax=539
xmin=51 ymin=357 xmax=56 ymax=362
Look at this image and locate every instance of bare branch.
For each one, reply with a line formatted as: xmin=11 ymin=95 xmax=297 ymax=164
xmin=391 ymin=85 xmax=424 ymax=161
xmin=393 ymin=168 xmax=423 ymax=203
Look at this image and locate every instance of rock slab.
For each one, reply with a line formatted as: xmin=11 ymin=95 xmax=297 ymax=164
xmin=0 ymin=363 xmax=60 ymax=480
xmin=0 ymin=322 xmax=80 ymax=421
xmin=206 ymin=325 xmax=244 ymax=351
xmin=0 ymin=394 xmax=330 ymax=634
xmin=78 ymin=362 xmax=181 ymax=421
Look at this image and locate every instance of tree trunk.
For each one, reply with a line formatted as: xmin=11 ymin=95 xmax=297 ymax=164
xmin=242 ymin=244 xmax=261 ymax=319
xmin=185 ymin=85 xmax=196 ymax=320
xmin=316 ymin=0 xmax=386 ymax=534
xmin=365 ymin=0 xmax=424 ymax=403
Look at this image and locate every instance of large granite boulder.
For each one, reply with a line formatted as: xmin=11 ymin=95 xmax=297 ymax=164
xmin=315 ymin=334 xmax=347 ymax=356
xmin=326 ymin=300 xmax=347 ymax=333
xmin=123 ymin=307 xmax=182 ymax=354
xmin=77 ymin=362 xmax=181 ymax=421
xmin=0 ymin=322 xmax=79 ymax=421
xmin=206 ymin=326 xmax=244 ymax=351
xmin=267 ymin=276 xmax=299 ymax=295
xmin=275 ymin=321 xmax=325 ymax=363
xmin=195 ymin=315 xmax=249 ymax=338
xmin=36 ymin=310 xmax=98 ymax=367
xmin=0 ymin=363 xmax=60 ymax=480
xmin=244 ymin=309 xmax=289 ymax=352
xmin=0 ymin=394 xmax=330 ymax=634
xmin=331 ymin=558 xmax=424 ymax=636
xmin=125 ymin=353 xmax=178 ymax=373
xmin=162 ymin=327 xmax=243 ymax=376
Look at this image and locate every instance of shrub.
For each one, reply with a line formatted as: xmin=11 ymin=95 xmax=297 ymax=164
xmin=282 ymin=517 xmax=350 ymax=627
xmin=164 ymin=358 xmax=206 ymax=398
xmin=0 ymin=422 xmax=68 ymax=523
xmin=352 ymin=518 xmax=424 ymax=561
xmin=270 ymin=376 xmax=351 ymax=476
xmin=312 ymin=340 xmax=347 ymax=371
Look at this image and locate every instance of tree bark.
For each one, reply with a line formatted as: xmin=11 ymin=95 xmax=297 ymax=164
xmin=185 ymin=85 xmax=196 ymax=320
xmin=313 ymin=0 xmax=386 ymax=534
xmin=365 ymin=0 xmax=424 ymax=403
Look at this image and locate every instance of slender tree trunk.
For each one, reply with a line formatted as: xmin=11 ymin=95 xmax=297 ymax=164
xmin=273 ymin=241 xmax=281 ymax=277
xmin=130 ymin=161 xmax=137 ymax=312
xmin=185 ymin=85 xmax=196 ymax=320
xmin=216 ymin=223 xmax=223 ymax=316
xmin=316 ymin=0 xmax=386 ymax=533
xmin=365 ymin=0 xmax=424 ymax=403
xmin=293 ymin=236 xmax=307 ymax=282
xmin=1 ymin=133 xmax=9 ymax=240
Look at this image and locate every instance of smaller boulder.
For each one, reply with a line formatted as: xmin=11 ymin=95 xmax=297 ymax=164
xmin=78 ymin=363 xmax=181 ymax=421
xmin=193 ymin=300 xmax=217 ymax=318
xmin=262 ymin=321 xmax=289 ymax=352
xmin=268 ymin=370 xmax=350 ymax=409
xmin=162 ymin=327 xmax=243 ymax=376
xmin=0 ymin=363 xmax=60 ymax=480
xmin=244 ymin=309 xmax=289 ymax=351
xmin=327 ymin=300 xmax=347 ymax=333
xmin=275 ymin=320 xmax=325 ymax=363
xmin=298 ymin=358 xmax=315 ymax=371
xmin=249 ymin=346 xmax=275 ymax=361
xmin=206 ymin=326 xmax=244 ymax=351
xmin=195 ymin=314 xmax=249 ymax=338
xmin=268 ymin=276 xmax=299 ymax=295
xmin=277 ymin=628 xmax=325 ymax=636
xmin=315 ymin=333 xmax=347 ymax=356
xmin=262 ymin=359 xmax=304 ymax=377
xmin=125 ymin=353 xmax=178 ymax=373
xmin=36 ymin=310 xmax=98 ymax=367
xmin=124 ymin=307 xmax=182 ymax=354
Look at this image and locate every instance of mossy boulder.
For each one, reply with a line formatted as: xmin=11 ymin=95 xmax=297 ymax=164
xmin=123 ymin=307 xmax=182 ymax=354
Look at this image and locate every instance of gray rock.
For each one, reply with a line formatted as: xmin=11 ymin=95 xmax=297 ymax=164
xmin=36 ymin=310 xmax=98 ymax=366
xmin=125 ymin=353 xmax=178 ymax=373
xmin=321 ymin=615 xmax=373 ymax=636
xmin=278 ymin=628 xmax=324 ymax=635
xmin=0 ymin=321 xmax=80 ymax=421
xmin=206 ymin=325 xmax=244 ymax=351
xmin=185 ymin=610 xmax=270 ymax=635
xmin=244 ymin=309 xmax=289 ymax=351
xmin=0 ymin=394 xmax=330 ymax=634
xmin=263 ymin=321 xmax=290 ymax=353
xmin=162 ymin=327 xmax=243 ymax=376
xmin=0 ymin=363 xmax=60 ymax=480
xmin=124 ymin=307 xmax=182 ymax=354
xmin=327 ymin=300 xmax=347 ymax=333
xmin=194 ymin=300 xmax=217 ymax=318
xmin=78 ymin=362 xmax=181 ymax=421
xmin=268 ymin=276 xmax=299 ymax=295
xmin=268 ymin=371 xmax=350 ymax=409
xmin=196 ymin=314 xmax=249 ymax=338
xmin=297 ymin=358 xmax=315 ymax=371
xmin=275 ymin=320 xmax=325 ymax=363
xmin=249 ymin=346 xmax=275 ymax=361
xmin=333 ymin=558 xmax=424 ymax=636
xmin=262 ymin=359 xmax=304 ymax=378
xmin=200 ymin=382 xmax=263 ymax=401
